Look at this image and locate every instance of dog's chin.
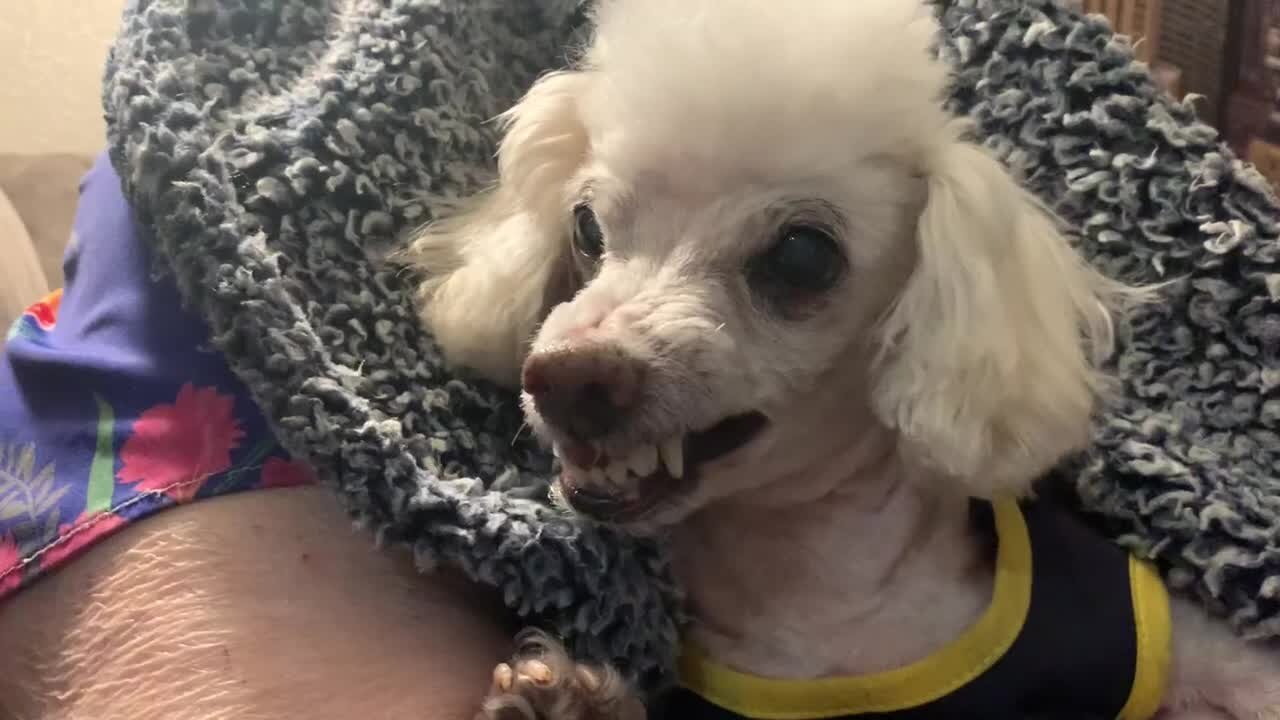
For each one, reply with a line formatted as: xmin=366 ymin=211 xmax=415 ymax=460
xmin=548 ymin=411 xmax=769 ymax=527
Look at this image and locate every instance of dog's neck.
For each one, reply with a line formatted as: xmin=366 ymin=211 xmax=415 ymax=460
xmin=670 ymin=456 xmax=992 ymax=680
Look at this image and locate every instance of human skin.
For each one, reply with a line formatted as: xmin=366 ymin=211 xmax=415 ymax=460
xmin=0 ymin=486 xmax=517 ymax=720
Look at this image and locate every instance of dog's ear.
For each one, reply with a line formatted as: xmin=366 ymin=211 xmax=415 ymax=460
xmin=408 ymin=71 xmax=591 ymax=387
xmin=873 ymin=126 xmax=1125 ymax=497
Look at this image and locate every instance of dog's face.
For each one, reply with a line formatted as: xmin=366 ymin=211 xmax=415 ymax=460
xmin=412 ymin=0 xmax=1127 ymax=532
xmin=522 ymin=156 xmax=922 ymax=528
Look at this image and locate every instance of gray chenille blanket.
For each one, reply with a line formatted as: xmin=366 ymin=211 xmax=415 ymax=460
xmin=104 ymin=0 xmax=1280 ymax=683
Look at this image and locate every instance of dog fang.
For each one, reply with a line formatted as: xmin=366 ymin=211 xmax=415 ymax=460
xmin=659 ymin=437 xmax=684 ymax=478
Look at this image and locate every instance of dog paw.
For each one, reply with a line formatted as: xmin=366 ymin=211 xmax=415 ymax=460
xmin=475 ymin=629 xmax=646 ymax=720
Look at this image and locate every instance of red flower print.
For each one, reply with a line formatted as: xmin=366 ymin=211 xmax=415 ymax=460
xmin=39 ymin=511 xmax=128 ymax=572
xmin=0 ymin=534 xmax=21 ymax=594
xmin=23 ymin=289 xmax=62 ymax=330
xmin=118 ymin=384 xmax=245 ymax=502
xmin=260 ymin=457 xmax=318 ymax=489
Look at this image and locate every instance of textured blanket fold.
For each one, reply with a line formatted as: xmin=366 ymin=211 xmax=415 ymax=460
xmin=104 ymin=0 xmax=1280 ymax=682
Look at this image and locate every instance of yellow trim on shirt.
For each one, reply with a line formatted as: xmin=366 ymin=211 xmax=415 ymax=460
xmin=1116 ymin=556 xmax=1172 ymax=720
xmin=677 ymin=497 xmax=1033 ymax=719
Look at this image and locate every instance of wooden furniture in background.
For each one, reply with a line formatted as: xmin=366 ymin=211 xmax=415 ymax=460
xmin=1156 ymin=0 xmax=1232 ymax=126
xmin=1082 ymin=0 xmax=1162 ymax=64
xmin=1074 ymin=0 xmax=1185 ymax=101
xmin=1220 ymin=0 xmax=1280 ymax=191
xmin=1223 ymin=2 xmax=1280 ymax=156
xmin=1246 ymin=138 xmax=1280 ymax=189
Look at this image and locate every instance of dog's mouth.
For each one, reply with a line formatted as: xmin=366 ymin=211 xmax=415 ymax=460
xmin=554 ymin=411 xmax=769 ymax=524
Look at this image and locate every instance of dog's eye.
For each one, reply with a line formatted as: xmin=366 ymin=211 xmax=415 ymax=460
xmin=753 ymin=226 xmax=844 ymax=295
xmin=573 ymin=205 xmax=605 ymax=259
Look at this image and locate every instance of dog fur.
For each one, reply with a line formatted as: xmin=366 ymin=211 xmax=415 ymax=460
xmin=409 ymin=1 xmax=1280 ymax=717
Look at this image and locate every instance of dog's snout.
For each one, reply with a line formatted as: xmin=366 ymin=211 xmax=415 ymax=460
xmin=522 ymin=344 xmax=644 ymax=439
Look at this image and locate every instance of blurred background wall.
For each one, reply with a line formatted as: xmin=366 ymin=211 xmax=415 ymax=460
xmin=0 ymin=1 xmax=129 ymax=154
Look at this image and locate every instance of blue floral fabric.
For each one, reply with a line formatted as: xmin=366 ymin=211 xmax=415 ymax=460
xmin=0 ymin=153 xmax=316 ymax=601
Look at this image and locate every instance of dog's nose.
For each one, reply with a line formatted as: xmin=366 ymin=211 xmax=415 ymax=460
xmin=522 ymin=343 xmax=644 ymax=440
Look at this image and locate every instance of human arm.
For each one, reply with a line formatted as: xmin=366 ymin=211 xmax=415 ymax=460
xmin=0 ymin=486 xmax=517 ymax=720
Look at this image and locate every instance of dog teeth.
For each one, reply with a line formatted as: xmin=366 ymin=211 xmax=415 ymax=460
xmin=572 ymin=441 xmax=681 ymax=481
xmin=626 ymin=445 xmax=658 ymax=477
xmin=605 ymin=460 xmax=628 ymax=486
xmin=659 ymin=437 xmax=684 ymax=479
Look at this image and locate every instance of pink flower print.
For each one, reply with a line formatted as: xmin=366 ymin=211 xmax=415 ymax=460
xmin=118 ymin=384 xmax=245 ymax=502
xmin=39 ymin=511 xmax=129 ymax=572
xmin=0 ymin=533 xmax=21 ymax=594
xmin=24 ymin=289 xmax=62 ymax=330
xmin=260 ymin=457 xmax=318 ymax=489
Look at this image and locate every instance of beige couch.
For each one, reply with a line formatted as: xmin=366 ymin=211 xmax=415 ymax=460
xmin=0 ymin=154 xmax=94 ymax=333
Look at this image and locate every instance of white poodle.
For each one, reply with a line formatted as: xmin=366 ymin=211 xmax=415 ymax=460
xmin=410 ymin=1 xmax=1280 ymax=718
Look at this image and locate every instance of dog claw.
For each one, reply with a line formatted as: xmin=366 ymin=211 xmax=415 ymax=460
xmin=520 ymin=659 xmax=553 ymax=685
xmin=494 ymin=663 xmax=515 ymax=692
xmin=475 ymin=629 xmax=647 ymax=720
